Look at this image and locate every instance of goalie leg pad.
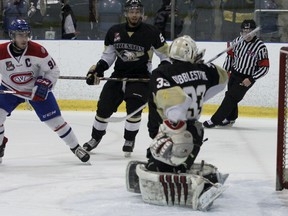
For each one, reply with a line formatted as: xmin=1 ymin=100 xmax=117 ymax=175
xmin=126 ymin=160 xmax=147 ymax=193
xmin=188 ymin=161 xmax=229 ymax=185
xmin=198 ymin=183 xmax=228 ymax=211
xmin=136 ymin=164 xmax=227 ymax=211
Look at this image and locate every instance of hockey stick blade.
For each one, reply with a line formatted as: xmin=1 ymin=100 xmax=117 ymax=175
xmin=59 ymin=76 xmax=149 ymax=82
xmin=103 ymin=103 xmax=147 ymax=122
xmin=205 ymin=26 xmax=261 ymax=64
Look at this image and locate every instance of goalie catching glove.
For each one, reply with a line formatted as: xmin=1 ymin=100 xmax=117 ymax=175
xmin=150 ymin=119 xmax=193 ymax=166
xmin=86 ymin=60 xmax=109 ymax=85
xmin=31 ymin=76 xmax=52 ymax=101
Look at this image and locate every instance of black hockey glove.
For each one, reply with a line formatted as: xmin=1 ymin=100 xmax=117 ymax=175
xmin=86 ymin=60 xmax=108 ymax=85
xmin=86 ymin=65 xmax=101 ymax=85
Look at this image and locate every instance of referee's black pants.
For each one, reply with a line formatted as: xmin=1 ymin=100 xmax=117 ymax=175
xmin=211 ymin=72 xmax=254 ymax=124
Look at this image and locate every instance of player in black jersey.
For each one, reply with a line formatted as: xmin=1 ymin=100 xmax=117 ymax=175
xmin=203 ymin=19 xmax=270 ymax=128
xmin=146 ymin=35 xmax=228 ymax=173
xmin=83 ymin=0 xmax=171 ymax=157
xmin=125 ymin=35 xmax=229 ymax=211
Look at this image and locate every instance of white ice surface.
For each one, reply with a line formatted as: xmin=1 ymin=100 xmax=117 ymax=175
xmin=0 ymin=111 xmax=287 ymax=216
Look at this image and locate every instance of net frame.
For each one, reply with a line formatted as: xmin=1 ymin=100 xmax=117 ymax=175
xmin=276 ymin=47 xmax=288 ymax=191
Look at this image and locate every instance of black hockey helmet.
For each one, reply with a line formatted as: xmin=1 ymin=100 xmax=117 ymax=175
xmin=124 ymin=0 xmax=144 ymax=26
xmin=241 ymin=19 xmax=256 ymax=30
xmin=124 ymin=0 xmax=144 ymax=14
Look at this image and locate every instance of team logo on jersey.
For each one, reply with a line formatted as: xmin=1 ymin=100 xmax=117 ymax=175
xmin=118 ymin=50 xmax=141 ymax=61
xmin=114 ymin=33 xmax=121 ymax=42
xmin=6 ymin=61 xmax=15 ymax=71
xmin=114 ymin=43 xmax=144 ymax=62
xmin=10 ymin=72 xmax=34 ymax=85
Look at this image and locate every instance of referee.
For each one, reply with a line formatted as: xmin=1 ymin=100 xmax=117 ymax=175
xmin=204 ymin=19 xmax=270 ymax=128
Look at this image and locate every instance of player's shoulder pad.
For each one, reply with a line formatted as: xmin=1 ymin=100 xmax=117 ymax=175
xmin=155 ymin=86 xmax=187 ymax=110
xmin=0 ymin=42 xmax=10 ymax=60
xmin=25 ymin=41 xmax=49 ymax=58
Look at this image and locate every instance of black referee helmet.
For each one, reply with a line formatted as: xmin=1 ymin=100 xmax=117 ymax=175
xmin=241 ymin=19 xmax=257 ymax=30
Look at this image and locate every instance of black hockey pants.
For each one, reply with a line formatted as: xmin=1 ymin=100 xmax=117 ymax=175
xmin=211 ymin=72 xmax=254 ymax=124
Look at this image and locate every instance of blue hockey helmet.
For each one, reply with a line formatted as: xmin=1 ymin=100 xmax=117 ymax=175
xmin=8 ymin=19 xmax=31 ymax=39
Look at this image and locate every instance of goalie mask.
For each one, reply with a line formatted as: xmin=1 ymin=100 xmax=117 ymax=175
xmin=169 ymin=35 xmax=198 ymax=63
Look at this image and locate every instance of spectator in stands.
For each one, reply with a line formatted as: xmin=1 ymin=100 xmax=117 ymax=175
xmin=88 ymin=0 xmax=98 ymax=40
xmin=220 ymin=0 xmax=255 ymax=41
xmin=61 ymin=0 xmax=79 ymax=39
xmin=255 ymin=0 xmax=280 ymax=42
xmin=96 ymin=0 xmax=122 ymax=39
xmin=29 ymin=0 xmax=45 ymax=39
xmin=190 ymin=0 xmax=215 ymax=41
xmin=2 ymin=0 xmax=30 ymax=39
xmin=277 ymin=0 xmax=288 ymax=42
xmin=154 ymin=0 xmax=183 ymax=40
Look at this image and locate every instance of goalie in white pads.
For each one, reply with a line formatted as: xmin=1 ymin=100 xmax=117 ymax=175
xmin=126 ymin=35 xmax=229 ymax=211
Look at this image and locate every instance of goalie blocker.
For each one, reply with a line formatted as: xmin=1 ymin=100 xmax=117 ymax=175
xmin=126 ymin=160 xmax=228 ymax=211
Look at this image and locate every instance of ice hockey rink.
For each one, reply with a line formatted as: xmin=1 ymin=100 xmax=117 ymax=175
xmin=0 ymin=110 xmax=287 ymax=216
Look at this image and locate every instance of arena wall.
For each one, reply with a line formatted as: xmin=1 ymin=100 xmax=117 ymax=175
xmin=1 ymin=40 xmax=283 ymax=116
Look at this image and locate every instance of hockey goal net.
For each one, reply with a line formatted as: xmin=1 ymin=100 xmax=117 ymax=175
xmin=276 ymin=47 xmax=288 ymax=191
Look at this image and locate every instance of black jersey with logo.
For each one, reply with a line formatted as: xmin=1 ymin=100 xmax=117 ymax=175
xmin=101 ymin=22 xmax=170 ymax=78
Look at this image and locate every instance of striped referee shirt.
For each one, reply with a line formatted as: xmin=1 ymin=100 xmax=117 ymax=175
xmin=223 ymin=36 xmax=269 ymax=81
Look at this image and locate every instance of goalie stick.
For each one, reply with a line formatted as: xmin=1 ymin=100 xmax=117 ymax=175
xmin=103 ymin=103 xmax=147 ymax=122
xmin=59 ymin=76 xmax=150 ymax=82
xmin=205 ymin=26 xmax=261 ymax=64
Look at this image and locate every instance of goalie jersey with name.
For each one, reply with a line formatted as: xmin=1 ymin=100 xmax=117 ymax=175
xmin=148 ymin=61 xmax=228 ymax=139
xmin=0 ymin=41 xmax=59 ymax=100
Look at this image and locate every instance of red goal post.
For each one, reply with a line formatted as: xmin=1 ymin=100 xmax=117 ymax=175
xmin=276 ymin=47 xmax=288 ymax=191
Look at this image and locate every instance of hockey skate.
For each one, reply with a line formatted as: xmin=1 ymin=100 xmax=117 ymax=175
xmin=71 ymin=145 xmax=90 ymax=163
xmin=0 ymin=137 xmax=8 ymax=164
xmin=83 ymin=138 xmax=101 ymax=152
xmin=203 ymin=119 xmax=235 ymax=128
xmin=219 ymin=119 xmax=235 ymax=127
xmin=122 ymin=140 xmax=135 ymax=158
xmin=203 ymin=120 xmax=215 ymax=128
